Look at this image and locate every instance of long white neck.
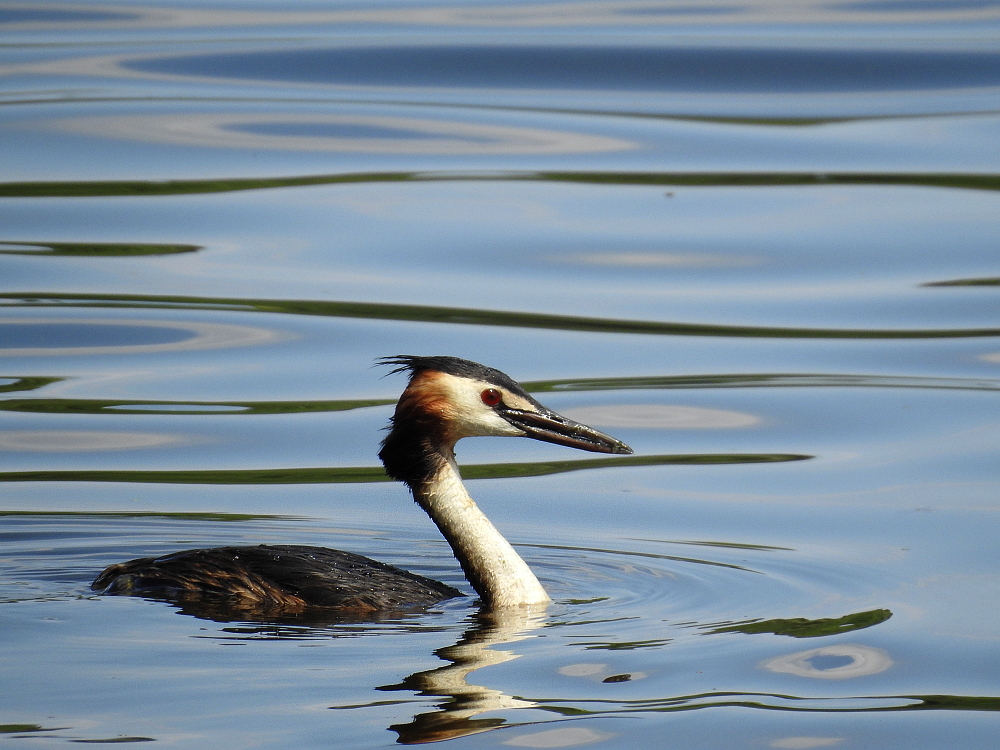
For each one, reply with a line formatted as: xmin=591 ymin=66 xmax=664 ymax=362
xmin=416 ymin=454 xmax=550 ymax=608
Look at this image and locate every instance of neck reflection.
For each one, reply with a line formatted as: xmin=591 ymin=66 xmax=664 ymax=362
xmin=378 ymin=606 xmax=548 ymax=744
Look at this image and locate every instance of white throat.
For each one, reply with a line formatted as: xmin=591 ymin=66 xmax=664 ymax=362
xmin=417 ymin=454 xmax=551 ymax=608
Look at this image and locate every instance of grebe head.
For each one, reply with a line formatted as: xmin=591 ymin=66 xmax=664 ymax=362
xmin=378 ymin=355 xmax=633 ymax=455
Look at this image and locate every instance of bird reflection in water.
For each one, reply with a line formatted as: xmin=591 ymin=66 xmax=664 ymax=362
xmin=378 ymin=607 xmax=547 ymax=744
xmin=144 ymin=592 xmax=549 ymax=743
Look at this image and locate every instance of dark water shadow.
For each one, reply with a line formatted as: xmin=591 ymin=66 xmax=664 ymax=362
xmin=0 ymin=8 xmax=139 ymax=23
xmin=3 ymin=373 xmax=997 ymax=419
xmin=2 ymin=171 xmax=999 ymax=198
xmin=707 ymin=608 xmax=893 ymax=637
xmin=923 ymin=276 xmax=1000 ymax=287
xmin=528 ymin=372 xmax=1000 ymax=393
xmin=0 ymin=509 xmax=281 ymax=521
xmin=0 ymin=396 xmax=393 ymax=416
xmin=530 ymin=690 xmax=1000 ymax=717
xmin=0 ymin=241 xmax=200 ymax=257
xmin=0 ymin=453 xmax=810 ymax=485
xmin=0 ymin=376 xmax=62 ymax=394
xmin=125 ymin=46 xmax=1000 ymax=94
xmin=2 ymin=292 xmax=998 ymax=339
xmin=837 ymin=0 xmax=1000 ymax=11
xmin=1 ymin=322 xmax=194 ymax=349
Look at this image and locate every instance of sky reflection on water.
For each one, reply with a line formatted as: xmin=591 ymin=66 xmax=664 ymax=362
xmin=1 ymin=0 xmax=1000 ymax=748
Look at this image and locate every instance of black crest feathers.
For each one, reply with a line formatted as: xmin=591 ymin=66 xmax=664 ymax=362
xmin=376 ymin=355 xmax=533 ymax=400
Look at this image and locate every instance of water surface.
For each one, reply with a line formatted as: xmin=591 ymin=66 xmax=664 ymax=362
xmin=2 ymin=1 xmax=999 ymax=748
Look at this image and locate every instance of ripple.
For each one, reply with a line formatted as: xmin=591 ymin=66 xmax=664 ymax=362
xmin=0 ymin=430 xmax=185 ymax=452
xmin=101 ymin=404 xmax=250 ymax=413
xmin=562 ymin=251 xmax=765 ymax=268
xmin=0 ymin=513 xmax=469 ymax=610
xmin=3 ymin=170 xmax=999 ymax=200
xmin=5 ymin=0 xmax=1000 ymax=33
xmin=504 ymin=727 xmax=613 ymax=747
xmin=4 ymin=292 xmax=998 ymax=339
xmin=0 ymin=513 xmax=804 ymax=633
xmin=558 ymin=663 xmax=608 ymax=677
xmin=0 ymin=453 xmax=808 ymax=486
xmin=54 ymin=113 xmax=633 ymax=156
xmin=536 ymin=371 xmax=1000 ymax=392
xmin=126 ymin=46 xmax=1000 ymax=94
xmin=762 ymin=644 xmax=894 ymax=679
xmin=0 ymin=7 xmax=139 ymax=25
xmin=562 ymin=404 xmax=761 ymax=429
xmin=0 ymin=318 xmax=294 ymax=356
xmin=770 ymin=738 xmax=844 ymax=750
xmin=529 ymin=539 xmax=771 ymax=624
xmin=0 ymin=241 xmax=200 ymax=257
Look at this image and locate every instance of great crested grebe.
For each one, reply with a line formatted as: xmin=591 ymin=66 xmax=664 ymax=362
xmin=92 ymin=356 xmax=633 ymax=614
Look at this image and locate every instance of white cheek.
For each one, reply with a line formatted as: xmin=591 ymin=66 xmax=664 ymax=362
xmin=455 ymin=409 xmax=524 ymax=437
xmin=440 ymin=376 xmax=526 ymax=439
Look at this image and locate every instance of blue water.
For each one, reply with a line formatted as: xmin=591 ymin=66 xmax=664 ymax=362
xmin=2 ymin=0 xmax=1000 ymax=748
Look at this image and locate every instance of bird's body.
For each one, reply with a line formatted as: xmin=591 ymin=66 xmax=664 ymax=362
xmin=92 ymin=356 xmax=632 ymax=616
xmin=92 ymin=544 xmax=461 ymax=617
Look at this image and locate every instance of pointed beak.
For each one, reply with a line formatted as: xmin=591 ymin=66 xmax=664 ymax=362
xmin=500 ymin=405 xmax=633 ymax=455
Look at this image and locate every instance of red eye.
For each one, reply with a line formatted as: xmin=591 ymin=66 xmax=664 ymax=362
xmin=481 ymin=388 xmax=502 ymax=407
